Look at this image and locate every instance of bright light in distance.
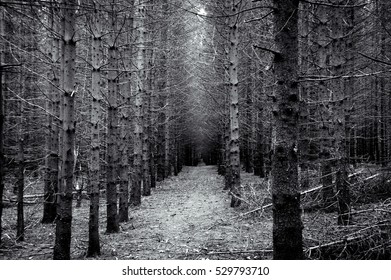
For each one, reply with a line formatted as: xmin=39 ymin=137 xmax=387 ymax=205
xmin=199 ymin=7 xmax=207 ymax=16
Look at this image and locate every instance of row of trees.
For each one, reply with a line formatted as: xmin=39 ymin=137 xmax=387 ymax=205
xmin=207 ymin=0 xmax=390 ymax=259
xmin=0 ymin=0 xmax=390 ymax=259
xmin=0 ymin=0 xmax=196 ymax=258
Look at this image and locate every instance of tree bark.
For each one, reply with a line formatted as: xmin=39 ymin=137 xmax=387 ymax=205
xmin=130 ymin=1 xmax=145 ymax=206
xmin=254 ymin=111 xmax=265 ymax=178
xmin=0 ymin=69 xmax=3 ymax=246
xmin=228 ymin=1 xmax=241 ymax=207
xmin=142 ymin=12 xmax=152 ymax=196
xmin=224 ymin=112 xmax=231 ymax=190
xmin=148 ymin=45 xmax=157 ymax=190
xmin=43 ymin=4 xmax=60 ymax=224
xmin=156 ymin=1 xmax=168 ymax=182
xmin=118 ymin=3 xmax=134 ymax=223
xmin=0 ymin=7 xmax=5 ymax=246
xmin=332 ymin=1 xmax=354 ymax=226
xmin=244 ymin=54 xmax=254 ymax=174
xmin=53 ymin=0 xmax=77 ymax=260
xmin=16 ymin=56 xmax=25 ymax=242
xmin=16 ymin=133 xmax=24 ymax=242
xmin=87 ymin=5 xmax=102 ymax=257
xmin=164 ymin=99 xmax=171 ymax=178
xmin=272 ymin=0 xmax=304 ymax=260
xmin=106 ymin=6 xmax=119 ymax=233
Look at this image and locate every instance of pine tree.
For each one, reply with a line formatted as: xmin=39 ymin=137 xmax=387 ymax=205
xmin=53 ymin=0 xmax=77 ymax=260
xmin=271 ymin=0 xmax=304 ymax=260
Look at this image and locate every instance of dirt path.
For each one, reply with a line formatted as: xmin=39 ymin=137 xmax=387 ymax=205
xmin=104 ymin=166 xmax=272 ymax=259
xmin=1 ymin=166 xmax=272 ymax=260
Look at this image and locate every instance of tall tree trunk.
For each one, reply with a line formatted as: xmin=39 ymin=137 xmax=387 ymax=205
xmin=272 ymin=0 xmax=303 ymax=260
xmin=310 ymin=3 xmax=336 ymax=210
xmin=254 ymin=110 xmax=265 ymax=178
xmin=156 ymin=1 xmax=168 ymax=182
xmin=173 ymin=125 xmax=179 ymax=176
xmin=16 ymin=132 xmax=25 ymax=242
xmin=87 ymin=5 xmax=102 ymax=257
xmin=53 ymin=0 xmax=77 ymax=260
xmin=142 ymin=15 xmax=152 ymax=196
xmin=228 ymin=1 xmax=241 ymax=207
xmin=217 ymin=132 xmax=225 ymax=175
xmin=0 ymin=7 xmax=5 ymax=246
xmin=130 ymin=0 xmax=145 ymax=206
xmin=224 ymin=112 xmax=231 ymax=190
xmin=118 ymin=3 xmax=134 ymax=223
xmin=142 ymin=83 xmax=151 ymax=196
xmin=149 ymin=46 xmax=157 ymax=189
xmin=106 ymin=6 xmax=119 ymax=233
xmin=16 ymin=60 xmax=25 ymax=242
xmin=164 ymin=100 xmax=171 ymax=177
xmin=244 ymin=54 xmax=253 ymax=174
xmin=379 ymin=0 xmax=391 ymax=167
xmin=333 ymin=1 xmax=353 ymax=226
xmin=43 ymin=4 xmax=60 ymax=224
xmin=297 ymin=2 xmax=310 ymax=191
xmin=0 ymin=68 xmax=3 ymax=247
xmin=57 ymin=3 xmax=66 ymax=215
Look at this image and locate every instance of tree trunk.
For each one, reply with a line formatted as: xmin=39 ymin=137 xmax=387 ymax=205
xmin=228 ymin=1 xmax=241 ymax=207
xmin=118 ymin=3 xmax=134 ymax=223
xmin=53 ymin=0 xmax=77 ymax=260
xmin=142 ymin=18 xmax=152 ymax=196
xmin=0 ymin=68 xmax=3 ymax=247
xmin=0 ymin=8 xmax=5 ymax=246
xmin=217 ymin=133 xmax=225 ymax=175
xmin=106 ymin=7 xmax=119 ymax=233
xmin=224 ymin=114 xmax=231 ymax=190
xmin=156 ymin=1 xmax=168 ymax=182
xmin=130 ymin=1 xmax=145 ymax=206
xmin=254 ymin=111 xmax=265 ymax=178
xmin=244 ymin=55 xmax=253 ymax=174
xmin=43 ymin=5 xmax=60 ymax=224
xmin=149 ymin=46 xmax=157 ymax=189
xmin=16 ymin=59 xmax=25 ymax=242
xmin=333 ymin=1 xmax=354 ymax=226
xmin=142 ymin=83 xmax=151 ymax=196
xmin=16 ymin=134 xmax=24 ymax=242
xmin=310 ymin=3 xmax=337 ymax=210
xmin=164 ymin=101 xmax=171 ymax=177
xmin=87 ymin=5 xmax=102 ymax=257
xmin=271 ymin=0 xmax=303 ymax=260
xmin=173 ymin=128 xmax=179 ymax=176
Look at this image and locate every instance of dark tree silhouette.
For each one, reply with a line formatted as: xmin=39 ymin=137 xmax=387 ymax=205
xmin=271 ymin=0 xmax=304 ymax=260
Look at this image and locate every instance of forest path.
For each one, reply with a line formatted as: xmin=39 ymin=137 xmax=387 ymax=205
xmin=0 ymin=165 xmax=272 ymax=260
xmin=108 ymin=165 xmax=272 ymax=259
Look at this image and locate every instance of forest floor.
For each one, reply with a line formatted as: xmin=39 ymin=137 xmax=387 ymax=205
xmin=1 ymin=165 xmax=390 ymax=260
xmin=0 ymin=166 xmax=273 ymax=260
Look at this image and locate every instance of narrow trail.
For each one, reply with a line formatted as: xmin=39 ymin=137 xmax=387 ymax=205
xmin=111 ymin=166 xmax=272 ymax=260
xmin=1 ymin=166 xmax=272 ymax=260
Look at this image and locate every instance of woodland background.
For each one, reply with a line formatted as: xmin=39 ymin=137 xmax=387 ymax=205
xmin=0 ymin=0 xmax=390 ymax=260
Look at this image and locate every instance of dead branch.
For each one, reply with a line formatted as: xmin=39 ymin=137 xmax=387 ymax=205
xmin=305 ymin=220 xmax=391 ymax=258
xmin=183 ymin=249 xmax=273 ymax=257
xmin=239 ymin=170 xmax=371 ymax=217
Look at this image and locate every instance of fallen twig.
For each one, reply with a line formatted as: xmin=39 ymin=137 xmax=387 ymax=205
xmin=350 ymin=208 xmax=391 ymax=216
xmin=305 ymin=220 xmax=391 ymax=258
xmin=240 ymin=170 xmax=376 ymax=218
xmin=183 ymin=249 xmax=273 ymax=257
